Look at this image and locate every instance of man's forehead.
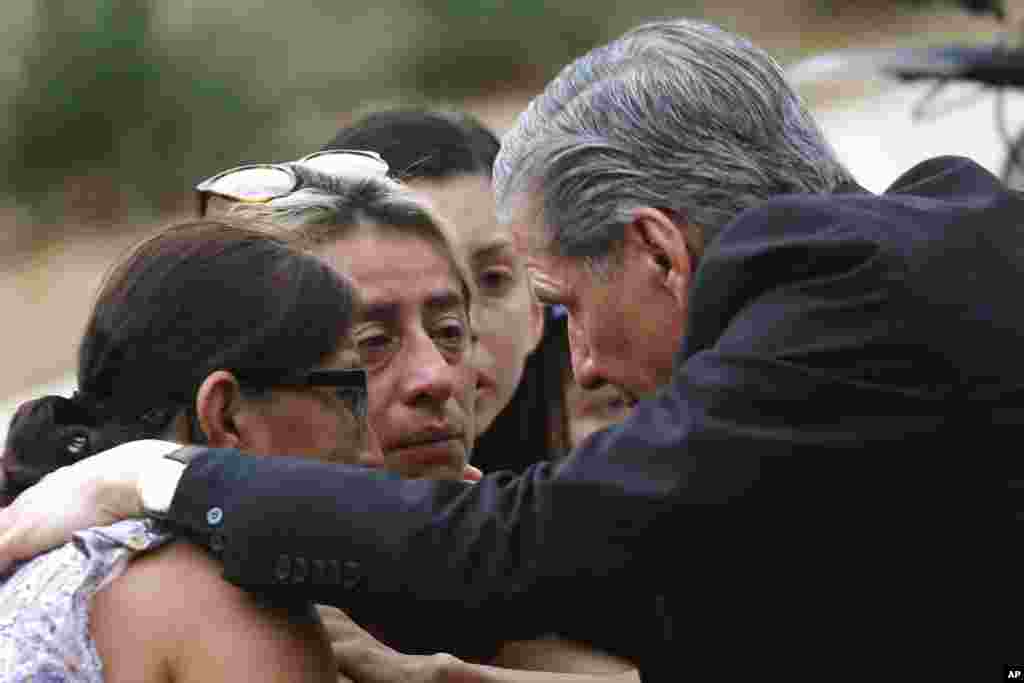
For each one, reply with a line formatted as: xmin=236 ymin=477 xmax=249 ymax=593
xmin=526 ymin=260 xmax=566 ymax=291
xmin=503 ymin=199 xmax=578 ymax=290
xmin=524 ymin=245 xmax=584 ymax=309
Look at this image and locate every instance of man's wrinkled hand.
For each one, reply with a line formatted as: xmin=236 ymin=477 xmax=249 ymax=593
xmin=463 ymin=464 xmax=483 ymax=483
xmin=0 ymin=440 xmax=170 ymax=572
xmin=317 ymin=605 xmax=468 ymax=683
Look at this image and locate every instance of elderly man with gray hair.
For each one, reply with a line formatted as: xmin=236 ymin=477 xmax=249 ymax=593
xmin=0 ymin=18 xmax=1015 ymax=680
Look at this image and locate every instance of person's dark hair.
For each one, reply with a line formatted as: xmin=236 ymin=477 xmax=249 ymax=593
xmin=473 ymin=305 xmax=572 ymax=469
xmin=322 ymin=108 xmax=499 ymax=181
xmin=1 ymin=220 xmax=357 ymax=505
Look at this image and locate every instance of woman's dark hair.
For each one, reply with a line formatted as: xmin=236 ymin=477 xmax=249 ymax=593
xmin=473 ymin=305 xmax=572 ymax=470
xmin=1 ymin=220 xmax=357 ymax=504
xmin=322 ymin=107 xmax=499 ymax=181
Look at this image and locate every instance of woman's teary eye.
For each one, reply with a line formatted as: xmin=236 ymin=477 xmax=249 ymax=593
xmin=356 ymin=332 xmax=394 ymax=363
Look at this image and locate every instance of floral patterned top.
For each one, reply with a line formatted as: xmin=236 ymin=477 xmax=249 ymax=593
xmin=0 ymin=519 xmax=173 ymax=682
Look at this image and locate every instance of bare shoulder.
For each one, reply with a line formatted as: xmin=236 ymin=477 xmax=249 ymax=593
xmin=93 ymin=540 xmax=335 ymax=683
xmin=94 ymin=540 xmax=234 ymax=630
xmin=114 ymin=540 xmax=244 ymax=610
xmin=91 ymin=541 xmax=211 ymax=683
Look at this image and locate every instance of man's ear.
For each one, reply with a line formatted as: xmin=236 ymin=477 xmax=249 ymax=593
xmin=626 ymin=207 xmax=696 ymax=307
xmin=193 ymin=370 xmax=244 ymax=449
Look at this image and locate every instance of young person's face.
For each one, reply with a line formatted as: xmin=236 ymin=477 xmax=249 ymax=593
xmin=318 ymin=229 xmax=476 ymax=480
xmin=410 ymin=174 xmax=542 ymax=435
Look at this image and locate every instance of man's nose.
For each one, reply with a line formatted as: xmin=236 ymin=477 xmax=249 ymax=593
xmin=402 ymin=331 xmax=458 ymax=406
xmin=568 ymin=316 xmax=602 ymax=390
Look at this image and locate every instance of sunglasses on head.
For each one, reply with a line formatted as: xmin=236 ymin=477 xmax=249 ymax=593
xmin=195 ymin=149 xmax=390 ymax=217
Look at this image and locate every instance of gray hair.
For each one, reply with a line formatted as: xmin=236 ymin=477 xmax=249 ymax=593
xmin=494 ymin=18 xmax=855 ymax=269
xmin=231 ymin=167 xmax=473 ymax=310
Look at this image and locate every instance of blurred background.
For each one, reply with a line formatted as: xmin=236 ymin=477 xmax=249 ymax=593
xmin=0 ymin=0 xmax=1018 ymax=425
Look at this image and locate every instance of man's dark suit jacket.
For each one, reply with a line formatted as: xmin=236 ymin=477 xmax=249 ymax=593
xmin=166 ymin=157 xmax=1020 ymax=678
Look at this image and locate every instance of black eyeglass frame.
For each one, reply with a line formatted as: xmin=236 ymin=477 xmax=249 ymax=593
xmin=232 ymin=367 xmax=369 ymax=419
xmin=183 ymin=368 xmax=369 ymax=444
xmin=194 ymin=149 xmax=389 ymax=217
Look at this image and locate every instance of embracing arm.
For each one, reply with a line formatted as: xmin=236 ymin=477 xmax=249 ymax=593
xmin=151 ymin=190 xmax=954 ymax=659
xmin=0 ymin=188 xmax=946 ymax=675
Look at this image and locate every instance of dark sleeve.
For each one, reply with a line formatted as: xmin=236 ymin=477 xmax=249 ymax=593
xmin=165 ymin=195 xmax=953 ymax=663
xmin=167 ymin=442 xmax=677 ymax=653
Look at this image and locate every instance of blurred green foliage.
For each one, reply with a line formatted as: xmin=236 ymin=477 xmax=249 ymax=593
xmin=0 ymin=0 xmax=638 ymax=228
xmin=0 ymin=0 xmax=992 ymax=239
xmin=2 ymin=0 xmax=284 ymax=225
xmin=405 ymin=0 xmax=611 ymax=97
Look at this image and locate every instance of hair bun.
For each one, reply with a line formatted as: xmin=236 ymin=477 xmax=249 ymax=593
xmin=1 ymin=395 xmax=98 ymax=505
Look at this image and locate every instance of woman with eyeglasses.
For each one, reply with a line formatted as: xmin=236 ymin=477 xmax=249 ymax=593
xmin=0 ymin=220 xmax=374 ymax=682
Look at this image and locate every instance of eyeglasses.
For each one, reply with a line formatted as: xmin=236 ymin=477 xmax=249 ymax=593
xmin=180 ymin=368 xmax=368 ymax=445
xmin=195 ymin=149 xmax=390 ymax=217
xmin=233 ymin=367 xmax=369 ymax=420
